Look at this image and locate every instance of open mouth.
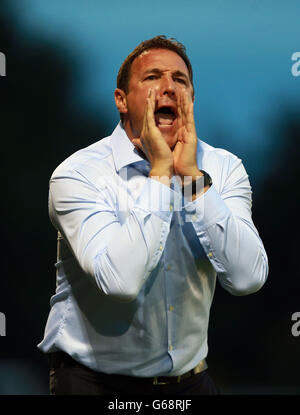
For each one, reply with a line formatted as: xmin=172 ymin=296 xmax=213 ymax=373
xmin=154 ymin=106 xmax=177 ymax=127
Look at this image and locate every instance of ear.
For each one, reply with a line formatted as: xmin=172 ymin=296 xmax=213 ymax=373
xmin=114 ymin=88 xmax=128 ymax=115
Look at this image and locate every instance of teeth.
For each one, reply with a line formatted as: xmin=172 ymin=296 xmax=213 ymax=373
xmin=155 ymin=113 xmax=174 ymax=125
xmin=159 ymin=118 xmax=173 ymax=125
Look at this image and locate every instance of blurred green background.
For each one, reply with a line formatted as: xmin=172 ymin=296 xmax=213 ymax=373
xmin=0 ymin=0 xmax=299 ymax=394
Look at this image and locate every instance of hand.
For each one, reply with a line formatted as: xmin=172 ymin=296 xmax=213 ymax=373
xmin=172 ymin=89 xmax=201 ymax=182
xmin=132 ymin=89 xmax=174 ymax=180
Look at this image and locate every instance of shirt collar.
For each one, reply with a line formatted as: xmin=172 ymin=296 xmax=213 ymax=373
xmin=111 ymin=122 xmax=151 ymax=175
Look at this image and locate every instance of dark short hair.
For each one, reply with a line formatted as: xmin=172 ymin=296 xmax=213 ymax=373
xmin=117 ymin=35 xmax=194 ymax=94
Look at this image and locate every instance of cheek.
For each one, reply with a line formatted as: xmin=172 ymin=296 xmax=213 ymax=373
xmin=128 ymin=91 xmax=148 ymax=115
xmin=135 ymin=100 xmax=148 ymax=122
xmin=127 ymin=100 xmax=141 ymax=119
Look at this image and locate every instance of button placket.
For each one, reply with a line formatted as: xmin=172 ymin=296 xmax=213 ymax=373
xmin=164 ymin=248 xmax=175 ymax=359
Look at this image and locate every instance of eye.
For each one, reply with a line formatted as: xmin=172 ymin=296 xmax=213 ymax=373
xmin=145 ymin=75 xmax=157 ymax=81
xmin=174 ymin=78 xmax=187 ymax=85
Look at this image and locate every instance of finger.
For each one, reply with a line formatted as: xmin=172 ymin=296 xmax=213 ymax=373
xmin=182 ymin=89 xmax=190 ymax=118
xmin=177 ymin=91 xmax=184 ymax=141
xmin=180 ymin=89 xmax=189 ymax=138
xmin=186 ymin=100 xmax=196 ymax=136
xmin=132 ymin=138 xmax=143 ymax=150
xmin=145 ymin=89 xmax=161 ymax=142
xmin=146 ymin=88 xmax=156 ymax=129
xmin=178 ymin=89 xmax=187 ymax=131
xmin=177 ymin=91 xmax=182 ymax=126
xmin=182 ymin=90 xmax=196 ymax=136
xmin=172 ymin=140 xmax=183 ymax=160
xmin=141 ymin=90 xmax=151 ymax=135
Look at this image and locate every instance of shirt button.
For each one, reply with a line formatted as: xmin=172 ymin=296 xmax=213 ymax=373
xmin=169 ymin=305 xmax=174 ymax=311
xmin=168 ymin=345 xmax=173 ymax=351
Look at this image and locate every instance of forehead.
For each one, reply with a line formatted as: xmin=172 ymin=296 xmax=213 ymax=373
xmin=130 ymin=48 xmax=190 ymax=78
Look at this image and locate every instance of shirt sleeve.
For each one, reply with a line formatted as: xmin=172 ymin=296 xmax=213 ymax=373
xmin=49 ymin=168 xmax=180 ymax=302
xmin=182 ymin=157 xmax=269 ymax=296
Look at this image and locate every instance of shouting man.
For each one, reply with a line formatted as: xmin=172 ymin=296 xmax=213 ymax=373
xmin=38 ymin=35 xmax=268 ymax=395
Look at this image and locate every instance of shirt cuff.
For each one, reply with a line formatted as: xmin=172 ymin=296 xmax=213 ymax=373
xmin=182 ymin=184 xmax=231 ymax=229
xmin=135 ymin=177 xmax=182 ymax=223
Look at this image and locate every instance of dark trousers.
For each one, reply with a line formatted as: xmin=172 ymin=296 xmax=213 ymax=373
xmin=48 ymin=352 xmax=220 ymax=395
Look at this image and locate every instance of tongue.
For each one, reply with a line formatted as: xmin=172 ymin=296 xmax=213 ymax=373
xmin=155 ymin=112 xmax=175 ymax=126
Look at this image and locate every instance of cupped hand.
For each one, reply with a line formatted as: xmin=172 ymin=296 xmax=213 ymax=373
xmin=172 ymin=89 xmax=200 ymax=181
xmin=132 ymin=89 xmax=174 ymax=177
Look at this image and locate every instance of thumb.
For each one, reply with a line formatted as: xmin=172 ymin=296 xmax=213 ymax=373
xmin=172 ymin=140 xmax=183 ymax=159
xmin=132 ymin=138 xmax=143 ymax=150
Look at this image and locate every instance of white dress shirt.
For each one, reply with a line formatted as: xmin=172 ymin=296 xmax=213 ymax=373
xmin=38 ymin=122 xmax=268 ymax=377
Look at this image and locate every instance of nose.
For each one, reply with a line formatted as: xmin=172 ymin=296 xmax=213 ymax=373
xmin=159 ymin=74 xmax=176 ymax=98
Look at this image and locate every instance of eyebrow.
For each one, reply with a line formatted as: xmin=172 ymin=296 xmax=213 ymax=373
xmin=143 ymin=68 xmax=189 ymax=82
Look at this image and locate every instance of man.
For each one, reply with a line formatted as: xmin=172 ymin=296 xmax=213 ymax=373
xmin=38 ymin=35 xmax=268 ymax=395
